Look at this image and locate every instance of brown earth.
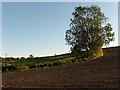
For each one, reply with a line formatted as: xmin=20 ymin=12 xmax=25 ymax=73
xmin=2 ymin=46 xmax=119 ymax=88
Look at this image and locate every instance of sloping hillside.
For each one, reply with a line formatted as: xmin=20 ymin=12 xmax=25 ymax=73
xmin=2 ymin=46 xmax=119 ymax=88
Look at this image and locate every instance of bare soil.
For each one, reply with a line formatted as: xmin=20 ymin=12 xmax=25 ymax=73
xmin=2 ymin=47 xmax=119 ymax=88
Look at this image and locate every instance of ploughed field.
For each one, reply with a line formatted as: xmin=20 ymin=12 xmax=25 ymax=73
xmin=2 ymin=46 xmax=119 ymax=88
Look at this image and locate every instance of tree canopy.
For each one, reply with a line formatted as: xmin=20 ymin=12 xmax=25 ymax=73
xmin=29 ymin=54 xmax=34 ymax=58
xmin=65 ymin=5 xmax=115 ymax=57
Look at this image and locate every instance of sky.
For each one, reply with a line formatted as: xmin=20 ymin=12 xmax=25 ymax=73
xmin=0 ymin=1 xmax=1 ymax=57
xmin=2 ymin=2 xmax=118 ymax=57
xmin=1 ymin=0 xmax=119 ymax=2
xmin=118 ymin=1 xmax=120 ymax=46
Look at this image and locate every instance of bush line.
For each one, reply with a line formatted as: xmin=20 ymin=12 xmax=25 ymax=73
xmin=2 ymin=56 xmax=95 ymax=73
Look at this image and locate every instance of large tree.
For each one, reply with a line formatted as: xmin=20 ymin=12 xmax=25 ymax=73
xmin=65 ymin=5 xmax=115 ymax=57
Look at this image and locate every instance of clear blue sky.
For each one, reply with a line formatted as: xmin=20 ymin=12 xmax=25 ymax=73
xmin=2 ymin=2 xmax=118 ymax=57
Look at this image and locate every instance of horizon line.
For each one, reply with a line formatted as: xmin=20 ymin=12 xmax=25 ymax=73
xmin=1 ymin=45 xmax=119 ymax=58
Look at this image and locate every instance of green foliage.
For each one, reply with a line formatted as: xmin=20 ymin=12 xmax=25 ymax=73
xmin=2 ymin=66 xmax=17 ymax=72
xmin=29 ymin=65 xmax=36 ymax=69
xmin=65 ymin=5 xmax=115 ymax=58
xmin=2 ymin=53 xmax=73 ymax=66
xmin=2 ymin=52 xmax=103 ymax=73
xmin=17 ymin=66 xmax=28 ymax=71
xmin=29 ymin=54 xmax=34 ymax=58
xmin=48 ymin=63 xmax=52 ymax=67
xmin=37 ymin=64 xmax=44 ymax=68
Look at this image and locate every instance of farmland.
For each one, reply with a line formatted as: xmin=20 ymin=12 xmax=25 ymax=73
xmin=2 ymin=46 xmax=119 ymax=88
xmin=2 ymin=48 xmax=103 ymax=73
xmin=2 ymin=53 xmax=93 ymax=73
xmin=2 ymin=53 xmax=74 ymax=72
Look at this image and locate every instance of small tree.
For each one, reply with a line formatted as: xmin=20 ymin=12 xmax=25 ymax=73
xmin=21 ymin=57 xmax=26 ymax=60
xmin=29 ymin=54 xmax=34 ymax=58
xmin=65 ymin=5 xmax=115 ymax=58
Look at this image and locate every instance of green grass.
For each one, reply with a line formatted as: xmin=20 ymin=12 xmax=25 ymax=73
xmin=4 ymin=53 xmax=74 ymax=66
xmin=2 ymin=53 xmax=76 ymax=73
xmin=2 ymin=51 xmax=103 ymax=73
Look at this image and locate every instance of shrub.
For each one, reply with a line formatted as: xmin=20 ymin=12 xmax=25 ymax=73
xmin=2 ymin=66 xmax=17 ymax=72
xmin=17 ymin=66 xmax=28 ymax=71
xmin=20 ymin=57 xmax=26 ymax=61
xmin=29 ymin=54 xmax=34 ymax=58
xmin=81 ymin=58 xmax=87 ymax=62
xmin=37 ymin=64 xmax=44 ymax=68
xmin=43 ymin=63 xmax=48 ymax=67
xmin=35 ymin=57 xmax=40 ymax=59
xmin=53 ymin=62 xmax=58 ymax=66
xmin=71 ymin=59 xmax=76 ymax=63
xmin=28 ymin=65 xmax=36 ymax=69
xmin=64 ymin=61 xmax=71 ymax=65
xmin=48 ymin=63 xmax=52 ymax=67
xmin=7 ymin=63 xmax=11 ymax=66
xmin=57 ymin=61 xmax=62 ymax=65
xmin=16 ymin=57 xmax=20 ymax=61
xmin=2 ymin=66 xmax=7 ymax=72
xmin=77 ymin=58 xmax=81 ymax=62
